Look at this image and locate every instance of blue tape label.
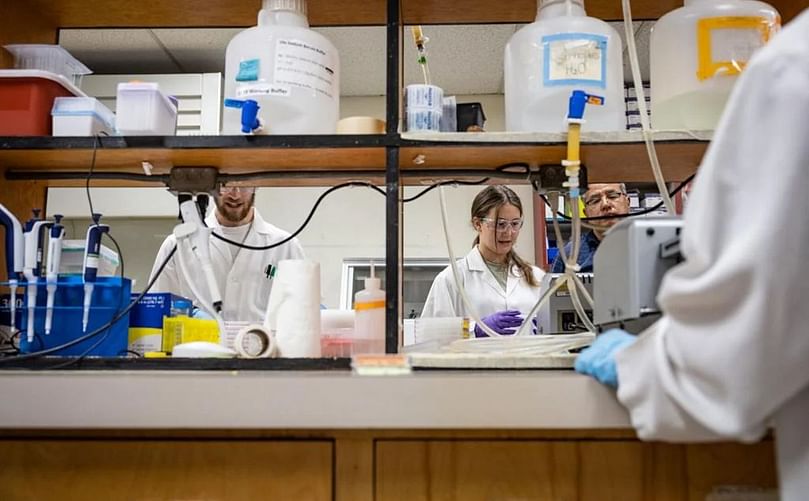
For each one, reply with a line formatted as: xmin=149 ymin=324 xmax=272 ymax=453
xmin=542 ymin=33 xmax=607 ymax=88
xmin=236 ymin=59 xmax=260 ymax=82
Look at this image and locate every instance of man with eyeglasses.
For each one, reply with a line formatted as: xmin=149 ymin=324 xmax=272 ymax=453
xmin=550 ymin=183 xmax=630 ymax=273
xmin=149 ymin=184 xmax=305 ymax=322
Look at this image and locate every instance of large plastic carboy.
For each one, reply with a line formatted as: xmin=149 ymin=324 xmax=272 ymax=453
xmin=222 ymin=0 xmax=340 ymax=134
xmin=650 ymin=0 xmax=780 ymax=131
xmin=504 ymin=0 xmax=625 ymax=133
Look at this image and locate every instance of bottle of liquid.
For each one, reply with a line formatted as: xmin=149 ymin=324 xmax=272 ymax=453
xmin=222 ymin=0 xmax=340 ymax=134
xmin=650 ymin=0 xmax=780 ymax=131
xmin=353 ymin=262 xmax=385 ymax=354
xmin=504 ymin=0 xmax=625 ymax=133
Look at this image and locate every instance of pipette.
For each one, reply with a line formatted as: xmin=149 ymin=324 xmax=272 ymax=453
xmin=179 ymin=195 xmax=223 ymax=313
xmin=411 ymin=26 xmax=432 ymax=85
xmin=45 ymin=215 xmax=65 ymax=335
xmin=0 ymin=204 xmax=24 ymax=330
xmin=82 ymin=213 xmax=109 ymax=332
xmin=23 ymin=213 xmax=52 ymax=343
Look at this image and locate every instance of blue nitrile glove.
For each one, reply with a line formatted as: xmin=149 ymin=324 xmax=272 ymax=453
xmin=574 ymin=329 xmax=636 ymax=388
xmin=191 ymin=307 xmax=214 ymax=320
xmin=474 ymin=310 xmax=524 ymax=337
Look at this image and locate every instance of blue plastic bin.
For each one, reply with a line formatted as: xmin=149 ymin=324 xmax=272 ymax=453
xmin=3 ymin=276 xmax=131 ymax=356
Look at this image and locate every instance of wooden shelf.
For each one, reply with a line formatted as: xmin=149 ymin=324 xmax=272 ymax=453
xmin=0 ymin=135 xmax=389 ymax=186
xmin=20 ymin=0 xmax=806 ymax=27
xmin=1 ymin=132 xmax=709 ymax=186
xmin=400 ymin=131 xmax=709 ymax=182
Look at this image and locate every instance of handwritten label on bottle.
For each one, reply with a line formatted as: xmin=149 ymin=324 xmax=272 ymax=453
xmin=542 ymin=33 xmax=607 ymax=88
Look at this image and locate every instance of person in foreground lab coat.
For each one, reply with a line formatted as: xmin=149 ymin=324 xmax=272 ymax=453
xmin=575 ymin=10 xmax=809 ymax=500
xmin=421 ymin=185 xmax=545 ymax=336
xmin=149 ymin=185 xmax=305 ymax=322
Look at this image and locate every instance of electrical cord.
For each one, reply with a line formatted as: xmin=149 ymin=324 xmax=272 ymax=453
xmin=539 ymin=173 xmax=696 ymax=222
xmin=402 ymin=178 xmax=490 ymax=203
xmin=0 ymin=245 xmax=176 ymax=364
xmin=84 ymin=132 xmax=109 ymax=218
xmin=211 ymin=181 xmax=386 ymax=251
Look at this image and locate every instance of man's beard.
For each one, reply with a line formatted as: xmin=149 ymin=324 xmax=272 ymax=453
xmin=216 ymin=194 xmax=255 ymax=224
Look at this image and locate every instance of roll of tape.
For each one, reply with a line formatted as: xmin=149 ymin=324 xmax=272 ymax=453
xmin=234 ymin=324 xmax=278 ymax=358
xmin=336 ymin=116 xmax=385 ymax=134
xmin=406 ymin=109 xmax=442 ymax=132
xmin=405 ymin=84 xmax=444 ymax=111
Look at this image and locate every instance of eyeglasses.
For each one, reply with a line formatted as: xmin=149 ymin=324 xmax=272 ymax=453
xmin=583 ymin=189 xmax=625 ymax=207
xmin=218 ymin=185 xmax=257 ymax=195
xmin=480 ymin=217 xmax=524 ymax=232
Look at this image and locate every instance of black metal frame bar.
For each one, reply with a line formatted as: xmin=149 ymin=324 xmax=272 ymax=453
xmin=384 ymin=0 xmax=402 ymax=353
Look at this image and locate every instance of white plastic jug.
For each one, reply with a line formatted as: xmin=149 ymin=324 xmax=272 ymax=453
xmin=222 ymin=0 xmax=340 ymax=135
xmin=650 ymin=0 xmax=780 ymax=131
xmin=504 ymin=0 xmax=625 ymax=133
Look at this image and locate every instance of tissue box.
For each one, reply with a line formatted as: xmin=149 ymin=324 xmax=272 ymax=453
xmin=128 ymin=292 xmax=189 ymax=355
xmin=59 ymin=239 xmax=119 ymax=276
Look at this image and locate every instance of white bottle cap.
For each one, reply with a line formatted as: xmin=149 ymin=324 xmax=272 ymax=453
xmin=263 ymin=0 xmax=307 ymax=16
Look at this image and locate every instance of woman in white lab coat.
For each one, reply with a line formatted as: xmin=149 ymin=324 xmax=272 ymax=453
xmin=575 ymin=10 xmax=809 ymax=500
xmin=421 ymin=185 xmax=545 ymax=336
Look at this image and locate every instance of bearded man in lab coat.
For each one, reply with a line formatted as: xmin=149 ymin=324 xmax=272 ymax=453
xmin=575 ymin=10 xmax=809 ymax=500
xmin=149 ymin=185 xmax=305 ymax=322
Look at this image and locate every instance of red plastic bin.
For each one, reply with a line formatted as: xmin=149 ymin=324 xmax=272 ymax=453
xmin=0 ymin=70 xmax=85 ymax=136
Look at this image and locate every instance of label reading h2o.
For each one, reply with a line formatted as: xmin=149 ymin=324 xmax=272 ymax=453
xmin=542 ymin=33 xmax=607 ymax=88
xmin=273 ymin=38 xmax=337 ymax=100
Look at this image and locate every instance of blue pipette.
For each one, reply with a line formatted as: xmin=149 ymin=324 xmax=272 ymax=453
xmin=23 ymin=212 xmax=52 ymax=343
xmin=45 ymin=215 xmax=65 ymax=335
xmin=0 ymin=204 xmax=24 ymax=330
xmin=82 ymin=214 xmax=109 ymax=332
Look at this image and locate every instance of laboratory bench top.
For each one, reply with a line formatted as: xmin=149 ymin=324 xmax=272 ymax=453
xmin=0 ymin=369 xmax=631 ymax=430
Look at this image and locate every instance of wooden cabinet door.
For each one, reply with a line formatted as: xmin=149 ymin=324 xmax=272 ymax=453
xmin=376 ymin=439 xmax=776 ymax=501
xmin=0 ymin=439 xmax=333 ymax=501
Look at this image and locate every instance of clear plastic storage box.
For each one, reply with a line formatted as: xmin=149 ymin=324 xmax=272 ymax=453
xmin=115 ymin=82 xmax=178 ymax=136
xmin=51 ymin=97 xmax=115 ymax=136
xmin=3 ymin=44 xmax=92 ymax=87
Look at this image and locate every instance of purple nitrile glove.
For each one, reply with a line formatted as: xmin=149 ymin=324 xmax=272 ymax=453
xmin=474 ymin=310 xmax=524 ymax=337
xmin=574 ymin=329 xmax=636 ymax=388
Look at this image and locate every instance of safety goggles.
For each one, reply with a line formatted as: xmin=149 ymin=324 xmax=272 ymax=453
xmin=583 ymin=189 xmax=625 ymax=207
xmin=480 ymin=217 xmax=524 ymax=232
xmin=218 ymin=185 xmax=257 ymax=195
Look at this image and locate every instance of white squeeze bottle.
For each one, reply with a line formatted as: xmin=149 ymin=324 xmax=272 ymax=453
xmin=222 ymin=0 xmax=340 ymax=134
xmin=650 ymin=0 xmax=780 ymax=131
xmin=353 ymin=261 xmax=386 ymax=354
xmin=504 ymin=0 xmax=625 ymax=133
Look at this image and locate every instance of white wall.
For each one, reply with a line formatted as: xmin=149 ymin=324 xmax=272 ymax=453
xmin=45 ymin=93 xmax=523 ymax=306
xmin=47 ymin=183 xmax=535 ymax=307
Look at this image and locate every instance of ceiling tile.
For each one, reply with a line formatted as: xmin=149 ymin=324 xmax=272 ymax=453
xmin=59 ymin=21 xmax=654 ymax=96
xmin=59 ymin=29 xmax=180 ymax=74
xmin=315 ymin=26 xmax=387 ymax=96
xmin=403 ymin=24 xmax=519 ymax=95
xmin=152 ymin=28 xmax=239 ymax=74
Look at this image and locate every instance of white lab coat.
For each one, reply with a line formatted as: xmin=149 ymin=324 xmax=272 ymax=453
xmin=149 ymin=208 xmax=305 ymax=322
xmin=614 ymin=10 xmax=809 ymax=500
xmin=421 ymin=246 xmax=546 ymax=324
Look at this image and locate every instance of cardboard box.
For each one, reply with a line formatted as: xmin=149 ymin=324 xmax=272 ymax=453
xmin=128 ymin=292 xmax=188 ymax=355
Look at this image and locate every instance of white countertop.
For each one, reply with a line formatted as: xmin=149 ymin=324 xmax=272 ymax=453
xmin=0 ymin=370 xmax=630 ymax=430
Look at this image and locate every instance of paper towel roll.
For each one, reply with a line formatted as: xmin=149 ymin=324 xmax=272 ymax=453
xmin=264 ymin=259 xmax=321 ymax=357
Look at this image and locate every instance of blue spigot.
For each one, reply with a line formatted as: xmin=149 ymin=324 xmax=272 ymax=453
xmin=567 ymin=90 xmax=605 ymax=121
xmin=224 ymin=98 xmax=262 ymax=134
